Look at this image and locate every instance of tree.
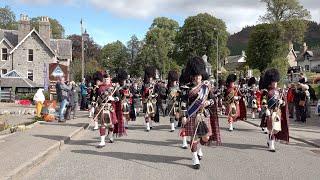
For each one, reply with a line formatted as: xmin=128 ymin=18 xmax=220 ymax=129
xmin=67 ymin=34 xmax=101 ymax=62
xmin=0 ymin=6 xmax=17 ymax=30
xmin=70 ymin=59 xmax=103 ymax=82
xmin=140 ymin=17 xmax=180 ymax=78
xmin=260 ymin=0 xmax=311 ymax=43
xmin=246 ymin=23 xmax=286 ymax=72
xmin=30 ymin=17 xmax=65 ymax=39
xmin=268 ymin=57 xmax=290 ymax=85
xmin=100 ymin=41 xmax=129 ymax=73
xmin=175 ymin=13 xmax=229 ymax=74
xmin=127 ymin=35 xmax=143 ymax=76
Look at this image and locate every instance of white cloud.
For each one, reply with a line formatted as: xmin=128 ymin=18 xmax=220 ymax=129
xmin=16 ymin=0 xmax=320 ymax=33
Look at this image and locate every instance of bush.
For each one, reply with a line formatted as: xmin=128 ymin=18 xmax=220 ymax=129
xmin=17 ymin=93 xmax=34 ymax=101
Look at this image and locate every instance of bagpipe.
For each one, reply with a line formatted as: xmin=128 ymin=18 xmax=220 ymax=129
xmin=144 ymin=82 xmax=158 ymax=117
xmin=225 ymin=86 xmax=240 ymax=117
xmin=269 ymin=88 xmax=285 ymax=133
xmin=119 ymin=85 xmax=131 ymax=119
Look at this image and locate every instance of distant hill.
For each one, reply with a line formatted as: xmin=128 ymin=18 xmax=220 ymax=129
xmin=227 ymin=21 xmax=320 ymax=56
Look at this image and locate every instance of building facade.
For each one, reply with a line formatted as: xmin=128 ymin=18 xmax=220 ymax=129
xmin=0 ymin=15 xmax=72 ymax=90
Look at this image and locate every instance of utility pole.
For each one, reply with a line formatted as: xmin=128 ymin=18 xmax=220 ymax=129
xmin=81 ymin=19 xmax=84 ymax=80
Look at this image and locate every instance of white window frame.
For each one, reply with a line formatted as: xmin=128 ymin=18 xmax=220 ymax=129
xmin=28 ymin=49 xmax=33 ymax=62
xmin=1 ymin=48 xmax=8 ymax=61
xmin=27 ymin=69 xmax=33 ymax=81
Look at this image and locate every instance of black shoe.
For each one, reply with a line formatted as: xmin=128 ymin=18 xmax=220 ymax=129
xmin=109 ymin=140 xmax=114 ymax=143
xmin=193 ymin=164 xmax=200 ymax=169
xmin=58 ymin=120 xmax=66 ymax=123
xmin=170 ymin=130 xmax=174 ymax=132
xmin=146 ymin=129 xmax=150 ymax=132
xmin=96 ymin=144 xmax=105 ymax=148
xmin=269 ymin=149 xmax=276 ymax=152
xmin=182 ymin=146 xmax=188 ymax=149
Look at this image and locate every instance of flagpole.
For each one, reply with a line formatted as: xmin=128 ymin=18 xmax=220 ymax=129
xmin=81 ymin=19 xmax=84 ymax=80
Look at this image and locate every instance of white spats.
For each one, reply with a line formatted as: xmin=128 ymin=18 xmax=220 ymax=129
xmin=170 ymin=123 xmax=175 ymax=132
xmin=229 ymin=123 xmax=234 ymax=131
xmin=93 ymin=121 xmax=99 ymax=130
xmin=89 ymin=107 xmax=94 ymax=118
xmin=97 ymin=135 xmax=106 ymax=148
xmin=192 ymin=152 xmax=200 ymax=169
xmin=269 ymin=140 xmax=276 ymax=152
xmin=182 ymin=136 xmax=188 ymax=149
xmin=197 ymin=147 xmax=203 ymax=160
xmin=146 ymin=122 xmax=150 ymax=131
xmin=251 ymin=112 xmax=255 ymax=119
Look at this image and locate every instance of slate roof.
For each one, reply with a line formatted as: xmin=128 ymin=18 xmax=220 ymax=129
xmin=224 ymin=55 xmax=246 ymax=71
xmin=50 ymin=39 xmax=72 ymax=60
xmin=297 ymin=49 xmax=320 ymax=62
xmin=0 ymin=29 xmax=18 ymax=47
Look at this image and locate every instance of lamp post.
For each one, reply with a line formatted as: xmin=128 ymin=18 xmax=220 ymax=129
xmin=80 ymin=19 xmax=89 ymax=80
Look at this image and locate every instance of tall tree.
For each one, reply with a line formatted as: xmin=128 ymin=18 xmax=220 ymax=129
xmin=100 ymin=41 xmax=129 ymax=73
xmin=67 ymin=34 xmax=101 ymax=62
xmin=175 ymin=13 xmax=229 ymax=72
xmin=30 ymin=17 xmax=65 ymax=39
xmin=260 ymin=0 xmax=311 ymax=43
xmin=140 ymin=17 xmax=180 ymax=78
xmin=246 ymin=23 xmax=286 ymax=72
xmin=0 ymin=6 xmax=17 ymax=30
xmin=127 ymin=35 xmax=142 ymax=75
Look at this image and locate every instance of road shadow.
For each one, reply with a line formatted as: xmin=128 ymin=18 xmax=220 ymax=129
xmin=222 ymin=142 xmax=267 ymax=150
xmin=38 ymin=122 xmax=88 ymax=128
xmin=33 ymin=134 xmax=97 ymax=147
xmin=71 ymin=150 xmax=190 ymax=169
xmin=116 ymin=138 xmax=181 ymax=148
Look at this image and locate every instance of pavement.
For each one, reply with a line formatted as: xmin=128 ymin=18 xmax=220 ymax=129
xmin=0 ymin=109 xmax=319 ymax=180
xmin=24 ymin=116 xmax=320 ymax=180
xmin=0 ymin=111 xmax=90 ymax=180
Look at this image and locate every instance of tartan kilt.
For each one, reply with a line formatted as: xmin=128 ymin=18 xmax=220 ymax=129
xmin=184 ymin=114 xmax=212 ymax=137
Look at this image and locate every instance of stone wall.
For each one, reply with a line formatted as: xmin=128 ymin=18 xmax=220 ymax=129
xmin=12 ymin=32 xmax=54 ymax=85
xmin=0 ymin=41 xmax=13 ymax=73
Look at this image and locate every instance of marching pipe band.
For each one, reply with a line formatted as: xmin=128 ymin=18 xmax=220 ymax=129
xmin=83 ymin=57 xmax=291 ymax=169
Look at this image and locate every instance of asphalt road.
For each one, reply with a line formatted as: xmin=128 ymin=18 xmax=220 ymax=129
xmin=25 ymin=116 xmax=320 ymax=180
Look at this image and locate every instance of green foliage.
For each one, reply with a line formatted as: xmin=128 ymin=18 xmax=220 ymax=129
xmin=138 ymin=17 xmax=179 ymax=78
xmin=127 ymin=35 xmax=143 ymax=77
xmin=70 ymin=59 xmax=102 ymax=82
xmin=260 ymin=0 xmax=311 ymax=22
xmin=252 ymin=69 xmax=261 ymax=78
xmin=100 ymin=41 xmax=129 ymax=73
xmin=175 ymin=13 xmax=229 ymax=72
xmin=246 ymin=23 xmax=286 ymax=72
xmin=0 ymin=6 xmax=17 ymax=30
xmin=30 ymin=17 xmax=65 ymax=39
xmin=268 ymin=57 xmax=290 ymax=85
xmin=17 ymin=93 xmax=34 ymax=101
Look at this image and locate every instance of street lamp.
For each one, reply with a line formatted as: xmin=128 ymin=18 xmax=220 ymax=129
xmin=80 ymin=19 xmax=89 ymax=80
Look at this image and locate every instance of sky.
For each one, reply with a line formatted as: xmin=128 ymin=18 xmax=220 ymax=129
xmin=1 ymin=0 xmax=319 ymax=46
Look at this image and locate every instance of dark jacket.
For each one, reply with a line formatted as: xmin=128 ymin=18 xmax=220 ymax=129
xmin=56 ymin=82 xmax=71 ymax=102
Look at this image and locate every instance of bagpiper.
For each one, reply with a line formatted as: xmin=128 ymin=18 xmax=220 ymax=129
xmin=248 ymin=77 xmax=261 ymax=119
xmin=94 ymin=71 xmax=118 ymax=148
xmin=142 ymin=67 xmax=157 ymax=131
xmin=167 ymin=70 xmax=180 ymax=132
xmin=182 ymin=56 xmax=221 ymax=169
xmin=261 ymin=68 xmax=289 ymax=152
xmin=224 ymin=74 xmax=240 ymax=131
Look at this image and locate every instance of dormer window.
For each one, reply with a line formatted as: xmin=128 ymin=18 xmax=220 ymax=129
xmin=28 ymin=49 xmax=33 ymax=62
xmin=1 ymin=48 xmax=8 ymax=61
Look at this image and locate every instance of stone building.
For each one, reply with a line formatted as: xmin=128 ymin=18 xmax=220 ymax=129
xmin=0 ymin=15 xmax=72 ymax=92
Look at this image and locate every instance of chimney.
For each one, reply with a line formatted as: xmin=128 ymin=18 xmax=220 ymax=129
xmin=39 ymin=16 xmax=51 ymax=45
xmin=18 ymin=14 xmax=30 ymax=42
xmin=303 ymin=42 xmax=308 ymax=52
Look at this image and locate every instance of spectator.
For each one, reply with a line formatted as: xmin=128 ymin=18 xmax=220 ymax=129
xmin=56 ymin=76 xmax=71 ymax=122
xmin=33 ymin=88 xmax=45 ymax=118
xmin=80 ymin=78 xmax=88 ymax=110
xmin=287 ymin=83 xmax=295 ymax=118
xmin=298 ymin=73 xmax=307 ymax=84
xmin=295 ymin=83 xmax=308 ymax=123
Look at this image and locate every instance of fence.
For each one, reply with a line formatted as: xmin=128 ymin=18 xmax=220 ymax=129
xmin=0 ymin=90 xmax=16 ymax=102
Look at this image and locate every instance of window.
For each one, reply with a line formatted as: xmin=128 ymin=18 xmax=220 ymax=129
xmin=1 ymin=69 xmax=7 ymax=75
xmin=27 ymin=70 xmax=33 ymax=81
xmin=305 ymin=65 xmax=309 ymax=71
xmin=28 ymin=49 xmax=33 ymax=62
xmin=1 ymin=48 xmax=8 ymax=61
